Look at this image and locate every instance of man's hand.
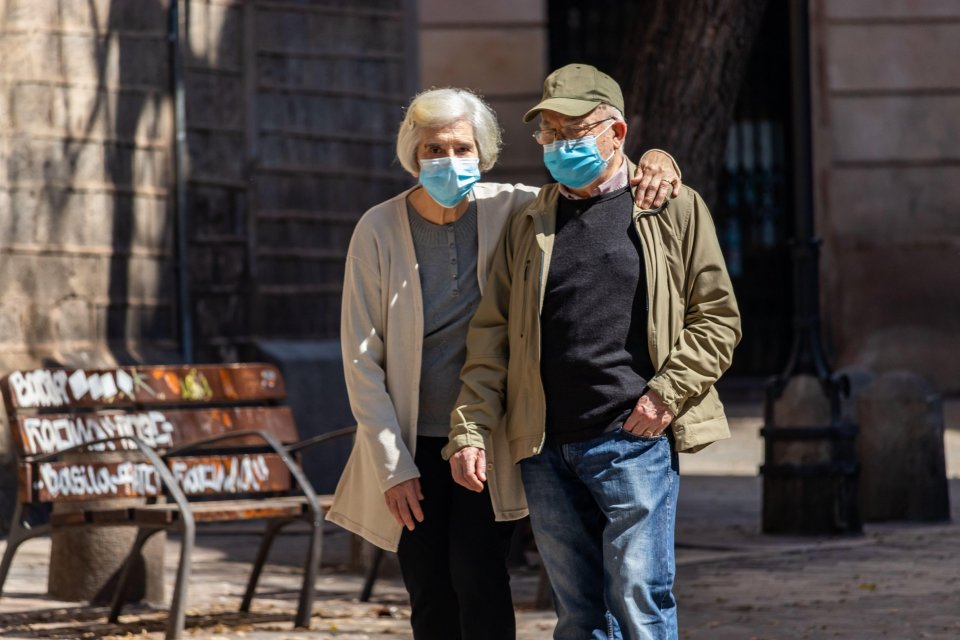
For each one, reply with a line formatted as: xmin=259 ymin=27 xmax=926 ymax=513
xmin=623 ymin=389 xmax=675 ymax=437
xmin=631 ymin=150 xmax=682 ymax=209
xmin=384 ymin=478 xmax=424 ymax=531
xmin=449 ymin=446 xmax=487 ymax=493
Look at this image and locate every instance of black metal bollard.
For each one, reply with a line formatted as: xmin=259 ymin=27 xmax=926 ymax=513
xmin=761 ymin=373 xmax=861 ymax=534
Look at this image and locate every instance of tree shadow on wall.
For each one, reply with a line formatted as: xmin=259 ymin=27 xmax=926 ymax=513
xmin=0 ymin=0 xmax=178 ymax=369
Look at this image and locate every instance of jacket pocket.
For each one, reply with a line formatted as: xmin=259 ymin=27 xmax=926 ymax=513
xmin=518 ymin=258 xmax=531 ymax=339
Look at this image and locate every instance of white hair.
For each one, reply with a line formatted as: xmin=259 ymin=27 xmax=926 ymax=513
xmin=594 ymin=103 xmax=626 ymax=123
xmin=396 ymin=87 xmax=502 ymax=176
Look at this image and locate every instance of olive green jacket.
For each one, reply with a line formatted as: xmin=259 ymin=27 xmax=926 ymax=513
xmin=443 ymin=160 xmax=741 ymax=521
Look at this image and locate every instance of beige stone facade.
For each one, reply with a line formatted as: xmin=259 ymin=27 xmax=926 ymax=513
xmin=417 ymin=0 xmax=547 ymax=187
xmin=811 ymin=0 xmax=960 ymax=392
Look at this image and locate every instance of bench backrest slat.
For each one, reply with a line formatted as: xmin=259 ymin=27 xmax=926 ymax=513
xmin=25 ymin=453 xmax=292 ymax=503
xmin=2 ymin=364 xmax=285 ymax=411
xmin=1 ymin=363 xmax=309 ymax=508
xmin=11 ymin=406 xmax=299 ymax=457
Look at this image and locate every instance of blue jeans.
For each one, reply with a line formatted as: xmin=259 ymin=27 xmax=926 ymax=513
xmin=521 ymin=429 xmax=680 ymax=640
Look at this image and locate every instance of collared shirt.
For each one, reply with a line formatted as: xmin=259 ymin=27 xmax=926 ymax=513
xmin=558 ymin=154 xmax=628 ymax=200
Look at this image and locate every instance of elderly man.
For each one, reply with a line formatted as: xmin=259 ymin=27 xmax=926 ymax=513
xmin=443 ymin=64 xmax=741 ymax=639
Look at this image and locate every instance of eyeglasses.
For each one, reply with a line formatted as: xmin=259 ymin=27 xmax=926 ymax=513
xmin=532 ymin=117 xmax=616 ymax=145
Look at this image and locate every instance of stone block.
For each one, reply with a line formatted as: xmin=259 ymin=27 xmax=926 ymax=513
xmin=9 ymin=84 xmax=55 ymax=131
xmin=194 ymin=294 xmax=245 ymax=340
xmin=0 ymin=303 xmax=26 ymax=345
xmin=132 ymin=147 xmax=170 ymax=189
xmin=857 ymin=370 xmax=950 ymax=521
xmin=420 ymin=28 xmax=547 ymax=96
xmin=53 ymin=297 xmax=94 ymax=342
xmin=131 ymin=195 xmax=172 ymax=251
xmin=187 ymin=186 xmax=246 ymax=238
xmin=770 ymin=374 xmax=833 ymax=464
xmin=187 ymin=130 xmax=244 ymax=182
xmin=251 ymin=339 xmax=354 ymax=494
xmin=826 ymin=0 xmax=960 ymax=19
xmin=0 ymin=0 xmax=61 ymax=28
xmin=827 ymin=24 xmax=960 ymax=92
xmin=119 ymin=256 xmax=174 ymax=300
xmin=825 ymin=239 xmax=960 ymax=341
xmin=825 ymin=167 xmax=960 ymax=239
xmin=102 ymin=0 xmax=166 ymax=31
xmin=0 ymin=190 xmax=38 ymax=243
xmin=831 ymin=95 xmax=960 ymax=163
xmin=185 ymin=75 xmax=243 ymax=129
xmin=34 ymin=192 xmax=91 ymax=246
xmin=188 ymin=2 xmax=243 ymax=69
xmin=419 ymin=0 xmax=545 ymax=25
xmin=840 ymin=327 xmax=960 ymax=396
xmin=489 ymin=96 xmax=548 ymax=176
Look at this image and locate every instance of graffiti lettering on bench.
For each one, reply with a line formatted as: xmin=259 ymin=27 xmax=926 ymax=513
xmin=39 ymin=461 xmax=161 ymax=498
xmin=170 ymin=456 xmax=271 ymax=494
xmin=36 ymin=455 xmax=273 ymax=500
xmin=8 ymin=369 xmax=144 ymax=408
xmin=21 ymin=411 xmax=175 ymax=456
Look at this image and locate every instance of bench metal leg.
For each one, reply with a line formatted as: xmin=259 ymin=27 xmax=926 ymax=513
xmin=359 ymin=547 xmax=384 ymax=602
xmin=165 ymin=518 xmax=195 ymax=640
xmin=0 ymin=504 xmax=47 ymax=601
xmin=294 ymin=515 xmax=322 ymax=628
xmin=108 ymin=523 xmax=193 ymax=640
xmin=108 ymin=528 xmax=160 ymax=622
xmin=240 ymin=519 xmax=289 ymax=613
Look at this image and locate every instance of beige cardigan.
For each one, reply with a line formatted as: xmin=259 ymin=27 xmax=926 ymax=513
xmin=326 ymin=182 xmax=539 ymax=551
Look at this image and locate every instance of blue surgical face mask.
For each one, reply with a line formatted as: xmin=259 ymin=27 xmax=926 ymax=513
xmin=542 ymin=123 xmax=616 ymax=189
xmin=418 ymin=157 xmax=481 ymax=208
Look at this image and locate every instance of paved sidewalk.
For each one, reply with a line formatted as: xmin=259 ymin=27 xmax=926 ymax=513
xmin=1 ymin=401 xmax=958 ymax=639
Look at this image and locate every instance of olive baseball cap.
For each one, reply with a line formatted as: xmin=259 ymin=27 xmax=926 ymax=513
xmin=522 ymin=63 xmax=625 ymax=123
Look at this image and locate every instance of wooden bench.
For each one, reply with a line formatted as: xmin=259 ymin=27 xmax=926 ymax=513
xmin=0 ymin=363 xmax=355 ymax=640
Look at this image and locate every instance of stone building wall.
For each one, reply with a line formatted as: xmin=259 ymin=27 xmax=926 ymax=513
xmin=0 ymin=0 xmax=176 ymax=371
xmin=418 ymin=0 xmax=547 ymax=187
xmin=811 ymin=0 xmax=960 ymax=392
xmin=0 ymin=0 xmax=416 ymax=370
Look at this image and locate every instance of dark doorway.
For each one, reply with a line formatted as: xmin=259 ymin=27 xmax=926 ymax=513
xmin=548 ymin=0 xmax=793 ymax=376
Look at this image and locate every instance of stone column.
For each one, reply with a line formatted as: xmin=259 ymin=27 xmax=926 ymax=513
xmin=857 ymin=370 xmax=950 ymax=522
xmin=48 ymin=507 xmax=165 ymax=605
xmin=47 ymin=450 xmax=165 ymax=604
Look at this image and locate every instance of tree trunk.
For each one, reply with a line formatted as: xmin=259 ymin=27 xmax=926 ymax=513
xmin=618 ymin=0 xmax=768 ymax=206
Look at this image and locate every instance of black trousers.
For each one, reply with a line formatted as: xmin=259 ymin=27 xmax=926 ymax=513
xmin=397 ymin=436 xmax=517 ymax=640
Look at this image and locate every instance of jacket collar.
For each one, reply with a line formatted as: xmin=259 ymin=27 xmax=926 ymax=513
xmin=525 ymin=158 xmax=668 ymax=226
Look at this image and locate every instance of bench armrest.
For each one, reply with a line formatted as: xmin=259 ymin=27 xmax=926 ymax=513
xmin=164 ymin=429 xmax=324 ymax=517
xmin=285 ymin=425 xmax=357 ymax=454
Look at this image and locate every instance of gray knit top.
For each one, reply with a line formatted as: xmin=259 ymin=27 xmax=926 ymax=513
xmin=406 ymin=200 xmax=480 ymax=438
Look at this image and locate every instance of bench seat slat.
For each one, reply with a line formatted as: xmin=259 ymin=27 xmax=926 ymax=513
xmin=48 ymin=495 xmax=335 ymax=527
xmin=134 ymin=496 xmax=310 ymax=525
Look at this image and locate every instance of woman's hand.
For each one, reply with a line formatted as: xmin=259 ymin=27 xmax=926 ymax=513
xmin=384 ymin=478 xmax=425 ymax=530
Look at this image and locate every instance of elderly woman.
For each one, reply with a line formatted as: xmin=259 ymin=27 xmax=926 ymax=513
xmin=326 ymin=87 xmax=680 ymax=640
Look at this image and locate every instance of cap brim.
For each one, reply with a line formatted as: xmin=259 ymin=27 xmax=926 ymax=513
xmin=522 ymin=97 xmax=602 ymax=123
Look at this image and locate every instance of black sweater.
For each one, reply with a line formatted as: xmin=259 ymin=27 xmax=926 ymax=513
xmin=540 ymin=187 xmax=654 ymax=444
